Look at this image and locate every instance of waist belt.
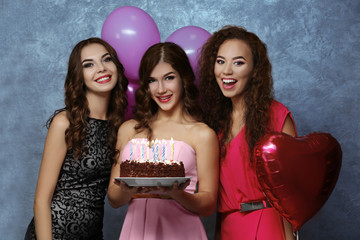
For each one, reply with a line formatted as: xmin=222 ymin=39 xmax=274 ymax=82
xmin=132 ymin=194 xmax=172 ymax=199
xmin=240 ymin=200 xmax=272 ymax=212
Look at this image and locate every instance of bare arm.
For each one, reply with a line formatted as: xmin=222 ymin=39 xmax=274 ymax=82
xmin=33 ymin=112 xmax=68 ymax=240
xmin=107 ymin=120 xmax=138 ymax=208
xmin=282 ymin=115 xmax=297 ymax=137
xmin=165 ymin=125 xmax=219 ymax=217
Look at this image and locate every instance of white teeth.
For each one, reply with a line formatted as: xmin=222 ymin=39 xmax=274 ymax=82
xmin=96 ymin=76 xmax=110 ymax=82
xmin=222 ymin=79 xmax=236 ymax=83
xmin=159 ymin=96 xmax=171 ymax=100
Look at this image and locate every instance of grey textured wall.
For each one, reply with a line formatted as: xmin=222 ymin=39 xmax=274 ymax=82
xmin=1 ymin=0 xmax=359 ymax=239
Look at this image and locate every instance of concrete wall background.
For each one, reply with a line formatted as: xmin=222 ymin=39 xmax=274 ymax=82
xmin=1 ymin=0 xmax=359 ymax=239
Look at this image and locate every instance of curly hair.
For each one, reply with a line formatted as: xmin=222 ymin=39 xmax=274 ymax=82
xmin=47 ymin=38 xmax=128 ymax=163
xmin=134 ymin=42 xmax=202 ymax=140
xmin=198 ymin=26 xmax=274 ymax=159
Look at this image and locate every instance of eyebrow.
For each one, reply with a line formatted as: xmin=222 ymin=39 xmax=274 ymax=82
xmin=164 ymin=71 xmax=175 ymax=77
xmin=217 ymin=55 xmax=247 ymax=61
xmin=150 ymin=71 xmax=176 ymax=79
xmin=81 ymin=53 xmax=110 ymax=64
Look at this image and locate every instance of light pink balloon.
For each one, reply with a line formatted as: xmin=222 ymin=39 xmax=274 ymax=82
xmin=102 ymin=6 xmax=160 ymax=82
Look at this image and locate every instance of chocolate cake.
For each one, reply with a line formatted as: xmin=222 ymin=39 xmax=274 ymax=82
xmin=120 ymin=160 xmax=185 ymax=177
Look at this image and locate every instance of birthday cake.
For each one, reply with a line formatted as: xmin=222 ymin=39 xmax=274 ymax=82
xmin=120 ymin=160 xmax=185 ymax=177
xmin=120 ymin=138 xmax=185 ymax=178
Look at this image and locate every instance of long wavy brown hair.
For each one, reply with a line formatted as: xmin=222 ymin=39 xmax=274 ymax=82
xmin=47 ymin=37 xmax=128 ymax=163
xmin=134 ymin=42 xmax=202 ymax=140
xmin=198 ymin=26 xmax=274 ymax=159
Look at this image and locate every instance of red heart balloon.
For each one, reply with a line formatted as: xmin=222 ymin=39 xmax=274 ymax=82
xmin=254 ymin=132 xmax=342 ymax=231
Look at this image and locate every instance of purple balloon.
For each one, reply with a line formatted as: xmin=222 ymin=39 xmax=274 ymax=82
xmin=125 ymin=82 xmax=139 ymax=120
xmin=166 ymin=26 xmax=211 ymax=85
xmin=102 ymin=6 xmax=160 ymax=82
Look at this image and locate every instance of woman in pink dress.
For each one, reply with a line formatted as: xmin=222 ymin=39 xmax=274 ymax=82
xmin=107 ymin=42 xmax=219 ymax=240
xmin=198 ymin=26 xmax=298 ymax=239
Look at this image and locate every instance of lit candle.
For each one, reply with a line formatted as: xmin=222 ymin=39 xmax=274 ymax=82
xmin=141 ymin=139 xmax=145 ymax=161
xmin=170 ymin=137 xmax=174 ymax=160
xmin=146 ymin=139 xmax=149 ymax=161
xmin=162 ymin=139 xmax=165 ymax=161
xmin=151 ymin=140 xmax=156 ymax=162
xmin=155 ymin=139 xmax=159 ymax=161
xmin=130 ymin=139 xmax=133 ymax=160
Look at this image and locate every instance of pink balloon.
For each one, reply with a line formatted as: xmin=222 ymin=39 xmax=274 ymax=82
xmin=166 ymin=26 xmax=211 ymax=85
xmin=102 ymin=6 xmax=160 ymax=82
xmin=125 ymin=82 xmax=139 ymax=120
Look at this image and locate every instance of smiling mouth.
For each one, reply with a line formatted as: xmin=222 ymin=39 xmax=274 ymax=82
xmin=157 ymin=95 xmax=172 ymax=103
xmin=96 ymin=75 xmax=111 ymax=83
xmin=222 ymin=78 xmax=237 ymax=89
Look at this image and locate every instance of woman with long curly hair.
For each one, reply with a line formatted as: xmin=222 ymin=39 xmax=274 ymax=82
xmin=107 ymin=42 xmax=219 ymax=240
xmin=25 ymin=37 xmax=128 ymax=239
xmin=198 ymin=26 xmax=297 ymax=239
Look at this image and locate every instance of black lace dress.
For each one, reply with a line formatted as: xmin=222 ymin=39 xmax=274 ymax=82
xmin=25 ymin=118 xmax=112 ymax=240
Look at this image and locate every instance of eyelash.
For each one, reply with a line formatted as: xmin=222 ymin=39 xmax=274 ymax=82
xmin=148 ymin=75 xmax=175 ymax=83
xmin=104 ymin=56 xmax=113 ymax=62
xmin=234 ymin=61 xmax=244 ymax=65
xmin=82 ymin=57 xmax=113 ymax=68
xmin=216 ymin=59 xmax=244 ymax=66
xmin=165 ymin=75 xmax=175 ymax=80
xmin=83 ymin=63 xmax=93 ymax=68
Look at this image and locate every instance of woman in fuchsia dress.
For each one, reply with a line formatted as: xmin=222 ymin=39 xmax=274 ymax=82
xmin=198 ymin=26 xmax=298 ymax=239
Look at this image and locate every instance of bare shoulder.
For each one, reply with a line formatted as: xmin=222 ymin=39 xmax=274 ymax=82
xmin=49 ymin=111 xmax=70 ymax=131
xmin=118 ymin=119 xmax=138 ymax=135
xmin=190 ymin=122 xmax=217 ymax=143
xmin=188 ymin=122 xmax=219 ymax=161
xmin=117 ymin=119 xmax=139 ymax=149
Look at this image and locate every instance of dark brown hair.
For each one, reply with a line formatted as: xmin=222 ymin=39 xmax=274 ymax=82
xmin=198 ymin=26 xmax=274 ymax=158
xmin=134 ymin=42 xmax=202 ymax=140
xmin=47 ymin=37 xmax=128 ymax=163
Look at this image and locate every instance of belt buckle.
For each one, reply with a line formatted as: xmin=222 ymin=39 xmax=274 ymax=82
xmin=240 ymin=200 xmax=268 ymax=212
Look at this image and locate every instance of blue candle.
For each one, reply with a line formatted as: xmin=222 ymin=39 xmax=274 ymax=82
xmin=152 ymin=140 xmax=156 ymax=162
xmin=162 ymin=140 xmax=165 ymax=161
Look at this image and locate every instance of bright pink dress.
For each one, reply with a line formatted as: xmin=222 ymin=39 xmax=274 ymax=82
xmin=218 ymin=100 xmax=297 ymax=239
xmin=119 ymin=138 xmax=208 ymax=240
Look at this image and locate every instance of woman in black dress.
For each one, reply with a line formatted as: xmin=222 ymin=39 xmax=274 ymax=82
xmin=25 ymin=38 xmax=128 ymax=239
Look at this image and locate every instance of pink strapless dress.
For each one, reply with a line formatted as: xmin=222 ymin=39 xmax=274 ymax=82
xmin=119 ymin=138 xmax=208 ymax=240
